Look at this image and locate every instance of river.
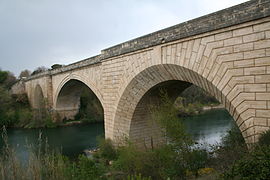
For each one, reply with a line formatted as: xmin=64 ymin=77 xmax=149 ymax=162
xmin=0 ymin=109 xmax=233 ymax=160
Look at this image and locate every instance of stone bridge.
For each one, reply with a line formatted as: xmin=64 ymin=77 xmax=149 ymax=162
xmin=13 ymin=0 xmax=270 ymax=146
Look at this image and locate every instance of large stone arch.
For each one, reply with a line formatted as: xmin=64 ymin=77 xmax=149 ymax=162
xmin=54 ymin=74 xmax=104 ymax=120
xmin=112 ymin=63 xmax=259 ymax=147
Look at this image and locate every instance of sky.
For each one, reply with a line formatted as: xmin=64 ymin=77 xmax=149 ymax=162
xmin=0 ymin=0 xmax=248 ymax=76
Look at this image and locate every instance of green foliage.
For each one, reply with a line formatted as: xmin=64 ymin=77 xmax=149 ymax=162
xmin=180 ymin=85 xmax=219 ymax=106
xmin=0 ymin=69 xmax=34 ymax=127
xmin=75 ymin=88 xmax=104 ymax=123
xmin=209 ymin=125 xmax=248 ymax=173
xmin=97 ymin=138 xmax=118 ymax=161
xmin=0 ymin=130 xmax=105 ymax=180
xmin=150 ymin=90 xmax=193 ymax=148
xmin=110 ymin=91 xmax=211 ymax=179
xmin=223 ymin=146 xmax=270 ymax=180
xmin=44 ymin=116 xmax=57 ymax=128
xmin=65 ymin=155 xmax=106 ymax=180
xmin=184 ymin=149 xmax=209 ymax=176
xmin=221 ymin=125 xmax=246 ymax=148
xmin=127 ymin=173 xmax=152 ymax=180
xmin=0 ymin=70 xmax=8 ymax=84
xmin=258 ymin=129 xmax=270 ymax=147
xmin=0 ymin=70 xmax=17 ymax=89
xmin=51 ymin=64 xmax=63 ymax=69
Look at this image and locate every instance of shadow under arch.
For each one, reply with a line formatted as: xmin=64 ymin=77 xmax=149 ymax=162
xmin=33 ymin=84 xmax=45 ymax=109
xmin=55 ymin=79 xmax=104 ymax=121
xmin=54 ymin=74 xmax=104 ymax=109
xmin=112 ymin=64 xmax=249 ymax=147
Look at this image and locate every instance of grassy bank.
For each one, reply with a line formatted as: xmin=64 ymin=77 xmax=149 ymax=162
xmin=1 ymin=92 xmax=270 ymax=180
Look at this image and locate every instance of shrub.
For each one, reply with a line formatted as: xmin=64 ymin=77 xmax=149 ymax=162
xmin=223 ymin=146 xmax=270 ymax=180
xmin=127 ymin=173 xmax=152 ymax=180
xmin=258 ymin=129 xmax=270 ymax=147
xmin=66 ymin=155 xmax=105 ymax=180
xmin=97 ymin=138 xmax=118 ymax=161
xmin=208 ymin=125 xmax=248 ymax=173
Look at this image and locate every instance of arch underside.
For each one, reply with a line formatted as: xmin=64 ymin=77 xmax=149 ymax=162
xmin=33 ymin=84 xmax=45 ymax=109
xmin=113 ymin=64 xmax=259 ymax=147
xmin=55 ymin=79 xmax=103 ymax=120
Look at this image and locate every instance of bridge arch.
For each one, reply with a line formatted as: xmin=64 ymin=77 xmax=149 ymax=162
xmin=112 ymin=63 xmax=253 ymax=147
xmin=54 ymin=74 xmax=104 ymax=120
xmin=33 ymin=84 xmax=45 ymax=109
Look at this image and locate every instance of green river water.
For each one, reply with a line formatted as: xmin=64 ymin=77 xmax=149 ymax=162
xmin=0 ymin=109 xmax=233 ymax=160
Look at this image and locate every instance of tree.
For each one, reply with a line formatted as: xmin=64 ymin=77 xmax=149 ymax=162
xmin=51 ymin=64 xmax=63 ymax=69
xmin=0 ymin=70 xmax=8 ymax=84
xmin=19 ymin=69 xmax=31 ymax=78
xmin=4 ymin=71 xmax=17 ymax=89
xmin=0 ymin=69 xmax=16 ymax=89
xmin=31 ymin=66 xmax=48 ymax=75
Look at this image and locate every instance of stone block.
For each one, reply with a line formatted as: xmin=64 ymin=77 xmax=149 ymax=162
xmin=256 ymin=93 xmax=270 ymax=100
xmin=217 ymin=68 xmax=243 ymax=90
xmin=234 ymin=42 xmax=254 ymax=52
xmin=226 ymin=84 xmax=244 ymax=101
xmin=253 ymin=22 xmax=270 ymax=32
xmin=243 ymin=32 xmax=265 ymax=43
xmin=266 ymin=30 xmax=270 ymax=39
xmin=217 ymin=52 xmax=243 ymax=63
xmin=255 ymin=126 xmax=270 ymax=135
xmin=234 ymin=59 xmax=254 ymax=68
xmin=241 ymin=109 xmax=256 ymax=121
xmin=255 ymin=75 xmax=270 ymax=83
xmin=256 ymin=110 xmax=270 ymax=118
xmin=233 ymin=26 xmax=253 ymax=37
xmin=246 ymin=100 xmax=267 ymax=109
xmin=244 ymin=49 xmax=265 ymax=59
xmin=201 ymin=35 xmax=215 ymax=45
xmin=215 ymin=31 xmax=232 ymax=41
xmin=228 ymin=75 xmax=254 ymax=87
xmin=244 ymin=66 xmax=266 ymax=75
xmin=224 ymin=36 xmax=243 ymax=46
xmin=254 ymin=39 xmax=270 ymax=50
xmin=266 ymin=48 xmax=270 ymax=56
xmin=245 ymin=83 xmax=266 ymax=92
xmin=231 ymin=93 xmax=255 ymax=107
xmin=255 ymin=57 xmax=270 ymax=66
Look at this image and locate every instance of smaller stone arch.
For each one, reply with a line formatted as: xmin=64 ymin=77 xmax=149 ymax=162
xmin=54 ymin=76 xmax=104 ymax=121
xmin=33 ymin=84 xmax=45 ymax=109
xmin=53 ymin=74 xmax=104 ymax=109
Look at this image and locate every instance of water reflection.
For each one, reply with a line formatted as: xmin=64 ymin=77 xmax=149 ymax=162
xmin=183 ymin=109 xmax=233 ymax=146
xmin=0 ymin=123 xmax=104 ymax=161
xmin=0 ymin=109 xmax=233 ymax=161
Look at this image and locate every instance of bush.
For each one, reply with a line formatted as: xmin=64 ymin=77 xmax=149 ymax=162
xmin=66 ymin=155 xmax=105 ymax=180
xmin=223 ymin=146 xmax=270 ymax=180
xmin=258 ymin=130 xmax=270 ymax=147
xmin=97 ymin=138 xmax=118 ymax=161
xmin=75 ymin=89 xmax=104 ymax=123
xmin=208 ymin=125 xmax=248 ymax=173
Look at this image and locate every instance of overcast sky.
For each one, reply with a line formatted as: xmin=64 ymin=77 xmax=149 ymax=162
xmin=0 ymin=0 xmax=247 ymax=76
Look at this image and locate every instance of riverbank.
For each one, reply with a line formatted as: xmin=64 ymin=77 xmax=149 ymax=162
xmin=177 ymin=102 xmax=222 ymax=118
xmin=202 ymin=104 xmax=224 ymax=111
